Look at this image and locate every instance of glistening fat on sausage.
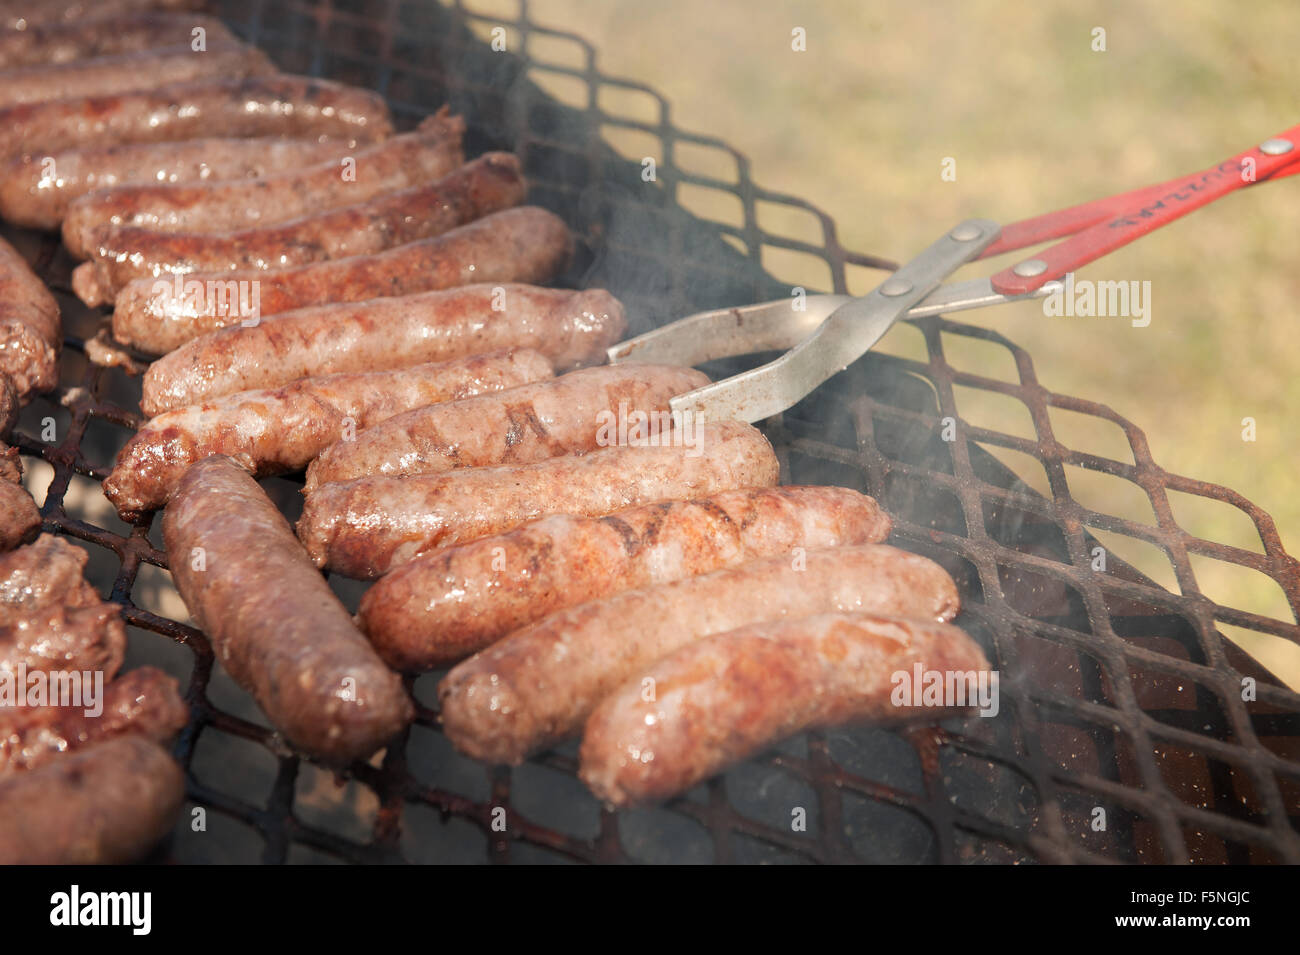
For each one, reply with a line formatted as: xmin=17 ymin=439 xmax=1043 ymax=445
xmin=304 ymin=362 xmax=710 ymax=490
xmin=579 ymin=612 xmax=991 ymax=807
xmin=110 ymin=206 xmax=574 ymax=354
xmin=360 ymin=485 xmax=893 ymax=671
xmin=162 ymin=456 xmax=413 ymax=763
xmin=139 ymin=285 xmax=626 ymax=415
xmin=437 ymin=543 xmax=960 ymax=764
xmin=104 ymin=348 xmax=555 ymax=519
xmin=297 ymin=420 xmax=780 ymax=579
xmin=0 ymin=234 xmax=60 ymax=399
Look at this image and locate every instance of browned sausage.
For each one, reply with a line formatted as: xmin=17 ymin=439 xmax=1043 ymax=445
xmin=361 ymin=486 xmax=893 ymax=671
xmin=0 ymin=536 xmax=126 ymax=679
xmin=104 ymin=349 xmax=554 ymax=520
xmin=0 ymin=74 xmax=392 ymax=164
xmin=163 ymin=456 xmax=413 ymax=763
xmin=140 ymin=286 xmax=626 ymax=415
xmin=0 ymin=12 xmax=237 ymax=71
xmin=438 ymin=543 xmax=960 ymax=764
xmin=0 ymin=136 xmax=355 ymax=231
xmin=110 ymin=206 xmax=574 ymax=353
xmin=579 ymin=612 xmax=990 ymax=806
xmin=0 ymin=666 xmax=188 ymax=776
xmin=75 ymin=152 xmax=528 ymax=300
xmin=0 ymin=373 xmax=16 ymax=436
xmin=304 ymin=363 xmax=710 ymax=490
xmin=298 ymin=420 xmax=779 ymax=579
xmin=0 ymin=43 xmax=277 ymax=110
xmin=0 ymin=735 xmax=184 ymax=864
xmin=0 ymin=234 xmax=59 ymax=400
xmin=62 ymin=111 xmax=461 ymax=256
xmin=1 ymin=0 xmax=201 ymax=30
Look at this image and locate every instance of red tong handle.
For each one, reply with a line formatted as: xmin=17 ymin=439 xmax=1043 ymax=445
xmin=984 ymin=124 xmax=1300 ymax=295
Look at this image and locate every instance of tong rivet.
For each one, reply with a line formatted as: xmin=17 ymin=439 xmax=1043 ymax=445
xmin=1013 ymin=258 xmax=1048 ymax=278
xmin=880 ymin=278 xmax=913 ymax=297
xmin=1259 ymin=138 xmax=1294 ymax=156
xmin=949 ymin=223 xmax=983 ymax=242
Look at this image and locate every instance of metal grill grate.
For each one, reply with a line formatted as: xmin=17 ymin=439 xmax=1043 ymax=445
xmin=5 ymin=0 xmax=1297 ymax=864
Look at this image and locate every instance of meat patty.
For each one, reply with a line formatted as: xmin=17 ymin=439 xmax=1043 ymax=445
xmin=74 ymin=151 xmax=528 ymax=301
xmin=162 ymin=456 xmax=413 ymax=763
xmin=438 ymin=543 xmax=960 ymax=764
xmin=579 ymin=612 xmax=991 ymax=806
xmin=140 ymin=285 xmax=626 ymax=415
xmin=0 ymin=665 xmax=188 ymax=776
xmin=298 ymin=420 xmax=779 ymax=579
xmin=109 ymin=206 xmax=574 ymax=353
xmin=361 ymin=485 xmax=893 ymax=671
xmin=104 ymin=348 xmax=555 ymax=520
xmin=0 ymin=234 xmax=60 ymax=400
xmin=304 ymin=362 xmax=710 ymax=490
xmin=0 ymin=735 xmax=184 ymax=864
xmin=62 ymin=110 xmax=461 ymax=256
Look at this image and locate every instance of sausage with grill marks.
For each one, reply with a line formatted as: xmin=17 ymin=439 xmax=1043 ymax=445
xmin=0 ymin=43 xmax=277 ymax=110
xmin=298 ymin=420 xmax=779 ymax=579
xmin=163 ymin=456 xmax=413 ymax=764
xmin=0 ymin=136 xmax=357 ymax=232
xmin=0 ymin=12 xmax=237 ymax=71
xmin=0 ymin=235 xmax=60 ymax=400
xmin=0 ymin=666 xmax=188 ymax=776
xmin=75 ymin=152 xmax=528 ymax=302
xmin=0 ymin=73 xmax=392 ymax=165
xmin=62 ymin=110 xmax=461 ymax=257
xmin=580 ymin=612 xmax=990 ymax=807
xmin=0 ymin=735 xmax=184 ymax=864
xmin=103 ymin=349 xmax=554 ymax=520
xmin=140 ymin=286 xmax=626 ymax=415
xmin=438 ymin=544 xmax=960 ymax=764
xmin=361 ymin=486 xmax=893 ymax=671
xmin=111 ymin=206 xmax=574 ymax=354
xmin=304 ymin=362 xmax=709 ymax=490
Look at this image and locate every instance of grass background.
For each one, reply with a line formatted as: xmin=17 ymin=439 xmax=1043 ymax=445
xmin=472 ymin=0 xmax=1299 ymax=682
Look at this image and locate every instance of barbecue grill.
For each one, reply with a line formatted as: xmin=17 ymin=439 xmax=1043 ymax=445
xmin=6 ymin=0 xmax=1298 ymax=864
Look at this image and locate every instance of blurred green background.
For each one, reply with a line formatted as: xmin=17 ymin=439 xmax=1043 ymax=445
xmin=480 ymin=0 xmax=1299 ymax=683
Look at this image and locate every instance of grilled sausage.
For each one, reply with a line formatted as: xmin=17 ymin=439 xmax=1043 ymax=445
xmin=0 ymin=444 xmax=20 ymax=483
xmin=163 ymin=456 xmax=413 ymax=763
xmin=304 ymin=363 xmax=709 ymax=490
xmin=110 ymin=207 xmax=574 ymax=353
xmin=75 ymin=152 xmax=528 ymax=301
xmin=0 ymin=43 xmax=277 ymax=110
xmin=0 ymin=735 xmax=184 ymax=864
xmin=0 ymin=666 xmax=188 ymax=776
xmin=0 ymin=373 xmax=16 ymax=436
xmin=1 ymin=0 xmax=201 ymax=30
xmin=0 ymin=74 xmax=392 ymax=165
xmin=0 ymin=12 xmax=237 ymax=71
xmin=361 ymin=486 xmax=893 ymax=671
xmin=104 ymin=349 xmax=554 ymax=520
xmin=299 ymin=420 xmax=778 ymax=579
xmin=0 ymin=235 xmax=59 ymax=400
xmin=579 ymin=612 xmax=990 ymax=807
xmin=0 ymin=535 xmax=127 ymax=680
xmin=140 ymin=286 xmax=626 ymax=415
xmin=0 ymin=136 xmax=354 ymax=231
xmin=62 ymin=111 xmax=462 ymax=256
xmin=438 ymin=543 xmax=960 ymax=764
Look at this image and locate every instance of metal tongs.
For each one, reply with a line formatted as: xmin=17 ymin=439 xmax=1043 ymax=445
xmin=610 ymin=124 xmax=1300 ymax=423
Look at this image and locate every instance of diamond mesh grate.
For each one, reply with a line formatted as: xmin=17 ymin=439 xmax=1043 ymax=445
xmin=5 ymin=0 xmax=1297 ymax=864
